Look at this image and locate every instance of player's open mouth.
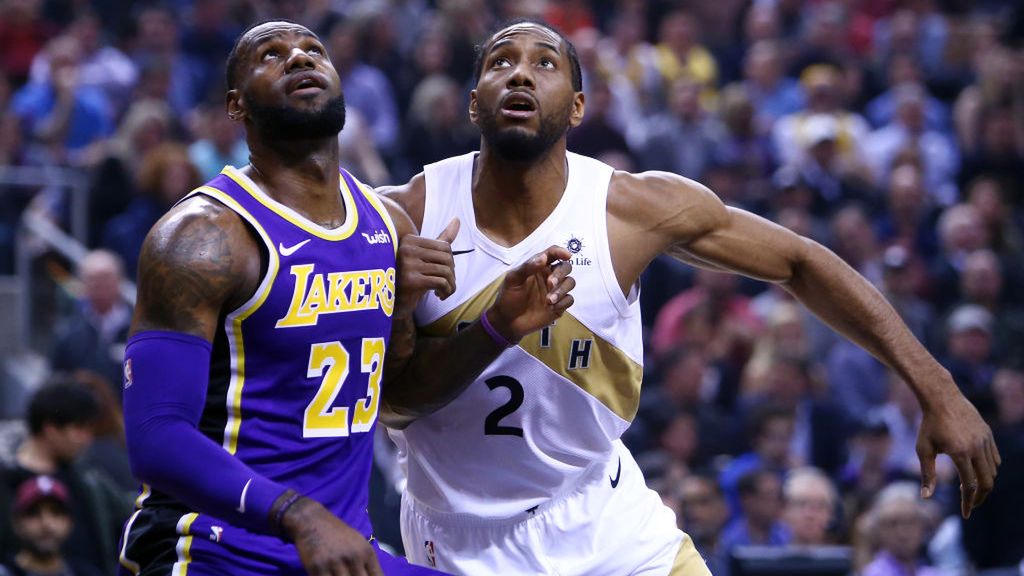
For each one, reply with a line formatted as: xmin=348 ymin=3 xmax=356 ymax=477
xmin=287 ymin=73 xmax=327 ymax=96
xmin=500 ymin=92 xmax=537 ymax=119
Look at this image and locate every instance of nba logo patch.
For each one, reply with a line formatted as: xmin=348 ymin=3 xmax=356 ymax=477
xmin=123 ymin=359 xmax=133 ymax=389
xmin=424 ymin=540 xmax=436 ymax=567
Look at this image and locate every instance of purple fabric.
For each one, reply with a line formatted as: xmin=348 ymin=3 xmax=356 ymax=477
xmin=123 ymin=330 xmax=288 ymax=534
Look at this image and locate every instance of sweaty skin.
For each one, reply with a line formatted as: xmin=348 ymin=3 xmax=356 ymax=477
xmin=382 ymin=22 xmax=999 ymax=519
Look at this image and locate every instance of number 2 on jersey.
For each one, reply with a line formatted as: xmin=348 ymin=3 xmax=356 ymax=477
xmin=303 ymin=338 xmax=384 ymax=438
xmin=484 ymin=376 xmax=525 ymax=437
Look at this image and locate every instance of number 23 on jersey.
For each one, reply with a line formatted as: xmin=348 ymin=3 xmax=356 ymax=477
xmin=303 ymin=338 xmax=384 ymax=438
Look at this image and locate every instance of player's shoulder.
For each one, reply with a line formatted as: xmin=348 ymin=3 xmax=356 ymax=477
xmin=376 ymin=172 xmax=426 ymax=231
xmin=608 ymin=170 xmax=727 ymax=239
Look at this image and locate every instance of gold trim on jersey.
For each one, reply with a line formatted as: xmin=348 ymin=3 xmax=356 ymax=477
xmin=171 ymin=513 xmax=199 ymax=576
xmin=118 ymin=510 xmax=143 ymax=575
xmin=221 ymin=166 xmax=360 ymax=241
xmin=357 ymin=182 xmax=399 ymax=256
xmin=670 ymin=536 xmax=712 ymax=575
xmin=420 ymin=277 xmax=643 ymax=421
xmin=192 ymin=186 xmax=281 ymax=455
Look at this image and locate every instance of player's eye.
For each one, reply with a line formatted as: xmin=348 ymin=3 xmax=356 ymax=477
xmin=539 ymin=58 xmax=556 ymax=69
xmin=492 ymin=56 xmax=511 ymax=68
xmin=308 ymin=45 xmax=324 ymax=56
xmin=262 ymin=49 xmax=279 ymax=61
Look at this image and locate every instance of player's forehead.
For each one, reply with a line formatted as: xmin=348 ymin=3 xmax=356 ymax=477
xmin=485 ymin=23 xmax=564 ymax=56
xmin=243 ymin=21 xmax=319 ymax=53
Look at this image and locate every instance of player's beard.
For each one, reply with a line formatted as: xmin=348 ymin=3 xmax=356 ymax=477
xmin=248 ymin=92 xmax=346 ymax=140
xmin=477 ymin=100 xmax=571 ymax=163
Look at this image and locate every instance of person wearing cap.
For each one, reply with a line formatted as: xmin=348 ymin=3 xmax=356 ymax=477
xmin=0 ymin=381 xmax=131 ymax=575
xmin=941 ymin=304 xmax=997 ymax=406
xmin=1 ymin=476 xmax=101 ymax=576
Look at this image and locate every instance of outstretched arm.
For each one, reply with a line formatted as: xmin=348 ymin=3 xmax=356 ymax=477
xmin=127 ymin=197 xmax=381 ymax=574
xmin=614 ymin=170 xmax=1000 ymax=517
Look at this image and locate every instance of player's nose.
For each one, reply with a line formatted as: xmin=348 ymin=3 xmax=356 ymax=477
xmin=285 ymin=46 xmax=315 ymax=72
xmin=506 ymin=58 xmax=535 ymax=89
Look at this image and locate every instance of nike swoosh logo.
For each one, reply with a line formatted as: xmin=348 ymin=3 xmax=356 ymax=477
xmin=237 ymin=478 xmax=252 ymax=514
xmin=279 ymin=239 xmax=311 ymax=256
xmin=609 ymin=457 xmax=621 ymax=488
xmin=452 ymin=248 xmax=475 ymax=256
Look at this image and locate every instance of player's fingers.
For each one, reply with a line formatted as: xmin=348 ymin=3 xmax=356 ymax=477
xmin=953 ymin=453 xmax=978 ymax=519
xmin=402 ymin=238 xmax=456 ymax=261
xmin=542 ymin=245 xmax=572 ymax=263
xmin=548 ymin=276 xmax=576 ymax=304
xmin=971 ymin=454 xmax=994 ymax=510
xmin=436 ymin=217 xmax=460 ymax=244
xmin=916 ymin=440 xmax=937 ymax=499
xmin=366 ymin=555 xmax=384 ymax=576
xmin=506 ymin=252 xmax=550 ymax=285
xmin=551 ymin=293 xmax=574 ymax=314
xmin=547 ymin=259 xmax=573 ymax=289
xmin=988 ymin=437 xmax=1002 ymax=468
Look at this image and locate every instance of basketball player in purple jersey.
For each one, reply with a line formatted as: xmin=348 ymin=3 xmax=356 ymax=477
xmin=117 ymin=21 xmax=574 ymax=576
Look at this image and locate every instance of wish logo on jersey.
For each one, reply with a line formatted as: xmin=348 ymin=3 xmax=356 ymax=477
xmin=276 ymin=263 xmax=396 ymax=327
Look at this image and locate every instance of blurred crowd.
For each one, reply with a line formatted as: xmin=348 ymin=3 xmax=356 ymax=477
xmin=1 ymin=0 xmax=1023 ymax=575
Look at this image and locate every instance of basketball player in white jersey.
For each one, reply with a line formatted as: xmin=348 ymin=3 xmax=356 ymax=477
xmin=378 ymin=19 xmax=999 ymax=576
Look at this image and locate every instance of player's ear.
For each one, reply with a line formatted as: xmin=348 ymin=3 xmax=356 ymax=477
xmin=569 ymin=91 xmax=585 ymax=128
xmin=226 ymin=89 xmax=246 ymax=122
xmin=468 ymin=90 xmax=479 ymax=125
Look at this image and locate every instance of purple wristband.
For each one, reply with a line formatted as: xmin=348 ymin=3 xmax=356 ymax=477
xmin=480 ymin=310 xmax=516 ymax=348
xmin=273 ymin=491 xmax=302 ymax=536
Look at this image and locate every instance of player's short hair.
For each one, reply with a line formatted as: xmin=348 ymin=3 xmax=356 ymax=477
xmin=27 ymin=378 xmax=100 ymax=435
xmin=226 ymin=19 xmax=304 ymax=91
xmin=472 ymin=18 xmax=583 ymax=92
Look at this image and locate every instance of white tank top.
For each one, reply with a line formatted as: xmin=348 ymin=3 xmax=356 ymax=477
xmin=389 ymin=151 xmax=644 ymax=518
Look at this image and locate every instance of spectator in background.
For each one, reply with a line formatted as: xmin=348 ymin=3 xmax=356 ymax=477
xmin=639 ymin=75 xmax=724 ymax=180
xmin=27 ymin=11 xmax=137 ymax=116
xmin=567 ymin=73 xmax=633 ymax=164
xmin=860 ymin=482 xmax=942 ymax=576
xmin=782 ymin=467 xmax=837 ymax=546
xmin=864 ymin=83 xmax=959 ymax=206
xmin=957 ymin=249 xmax=1024 ymax=364
xmin=831 ymin=204 xmax=884 ymax=285
xmin=678 ymin=474 xmax=730 ymax=575
xmin=789 ymin=2 xmax=854 ymax=74
xmin=50 ymin=250 xmax=131 ymax=394
xmin=0 ymin=380 xmax=131 ymax=575
xmin=188 ymin=100 xmax=249 ymax=181
xmin=0 ymin=0 xmax=55 ymax=86
xmin=404 ymin=74 xmax=477 ymax=173
xmin=719 ymin=404 xmax=796 ymax=517
xmin=875 ymin=162 xmax=940 ymax=261
xmin=651 ymin=10 xmax=718 ymax=107
xmin=941 ymin=304 xmax=997 ymax=405
xmin=864 ymin=54 xmax=948 ymax=132
xmin=713 ymin=83 xmax=775 ymax=206
xmin=179 ymin=0 xmax=240 ymax=98
xmin=2 ymin=475 xmax=100 ymax=576
xmin=838 ymin=414 xmax=910 ymax=525
xmin=85 ymin=99 xmax=174 ymax=247
xmin=327 ymin=17 xmax=400 ymax=156
xmin=129 ymin=6 xmax=203 ymax=115
xmin=929 ymin=202 xmax=990 ymax=311
xmin=10 ymin=35 xmax=114 ymax=166
xmin=742 ymin=40 xmax=805 ymax=126
xmin=720 ymin=468 xmax=791 ymax=551
xmin=100 ymin=144 xmax=199 ymax=279
xmin=965 ymin=176 xmax=1024 ymax=258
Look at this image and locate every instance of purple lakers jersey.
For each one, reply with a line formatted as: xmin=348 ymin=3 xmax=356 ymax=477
xmin=120 ymin=165 xmax=398 ymax=574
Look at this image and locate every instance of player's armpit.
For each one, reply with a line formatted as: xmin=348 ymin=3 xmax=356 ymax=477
xmin=131 ymin=196 xmax=261 ymax=340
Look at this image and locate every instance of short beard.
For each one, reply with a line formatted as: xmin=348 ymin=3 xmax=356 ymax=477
xmin=477 ymin=103 xmax=570 ymax=163
xmin=248 ymin=92 xmax=346 ymax=141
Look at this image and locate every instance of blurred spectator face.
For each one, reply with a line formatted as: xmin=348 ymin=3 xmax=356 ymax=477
xmin=887 ymin=10 xmax=919 ymax=55
xmin=48 ymin=36 xmax=81 ymax=85
xmin=776 ymin=207 xmax=813 ymax=237
xmin=660 ymin=413 xmax=699 ymax=463
xmin=659 ymin=12 xmax=697 ymax=53
xmin=12 ymin=479 xmax=72 ymax=559
xmin=947 ymin=305 xmax=994 ymax=365
xmin=993 ymin=368 xmax=1024 ymax=426
xmin=755 ymin=414 xmax=795 ymax=465
xmin=679 ymin=476 xmax=728 ymax=541
xmin=720 ymin=86 xmax=755 ymax=135
xmin=832 ymin=206 xmax=877 ymax=265
xmin=802 ymin=66 xmax=840 ymax=112
xmin=662 ymin=348 xmax=707 ymax=406
xmin=967 ymin=178 xmax=1005 ymax=228
xmin=894 ymin=87 xmax=925 ymax=132
xmin=668 ymin=77 xmax=702 ymax=120
xmin=888 ymin=164 xmax=925 ymax=220
xmin=744 ymin=6 xmax=780 ymax=44
xmin=136 ymin=8 xmax=179 ymax=53
xmin=887 ymin=54 xmax=922 ymax=87
xmin=695 ymin=268 xmax=737 ymax=297
xmin=783 ymin=469 xmax=835 ymax=545
xmin=767 ymin=304 xmax=805 ymax=356
xmin=939 ymin=204 xmax=987 ymax=254
xmin=765 ymin=357 xmax=809 ymax=406
xmin=743 ymin=472 xmax=784 ymax=527
xmin=610 ymin=12 xmax=645 ymax=50
xmin=42 ymin=421 xmax=93 ymax=463
xmin=79 ymin=250 xmax=124 ymax=315
xmin=571 ymin=27 xmax=600 ymax=71
xmin=70 ymin=13 xmax=101 ymax=54
xmin=875 ymin=498 xmax=925 ymax=562
xmin=744 ymin=42 xmax=782 ymax=87
xmin=982 ymin=107 xmax=1017 ymax=154
xmin=960 ymin=250 xmax=1002 ymax=306
xmin=882 ymin=246 xmax=915 ymax=297
xmin=328 ymin=21 xmax=360 ymax=70
xmin=855 ymin=425 xmax=893 ymax=467
xmin=416 ymin=29 xmax=451 ymax=76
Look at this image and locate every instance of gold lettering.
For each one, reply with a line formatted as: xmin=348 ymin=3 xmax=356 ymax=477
xmin=276 ymin=266 xmax=397 ymax=327
xmin=276 ymin=264 xmax=315 ymax=328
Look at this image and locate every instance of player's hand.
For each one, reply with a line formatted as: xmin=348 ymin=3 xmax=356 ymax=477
xmin=488 ymin=245 xmax=575 ymax=343
xmin=916 ymin=386 xmax=1000 ymax=519
xmin=282 ymin=497 xmax=382 ymax=576
xmin=394 ymin=218 xmax=459 ymax=316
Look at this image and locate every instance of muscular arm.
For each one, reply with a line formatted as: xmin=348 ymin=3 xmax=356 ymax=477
xmin=611 ymin=170 xmax=999 ymax=515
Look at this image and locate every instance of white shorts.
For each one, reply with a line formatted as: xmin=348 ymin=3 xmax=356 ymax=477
xmin=399 ymin=443 xmax=710 ymax=576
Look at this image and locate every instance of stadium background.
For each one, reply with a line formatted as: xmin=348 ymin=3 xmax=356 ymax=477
xmin=0 ymin=0 xmax=1022 ymax=574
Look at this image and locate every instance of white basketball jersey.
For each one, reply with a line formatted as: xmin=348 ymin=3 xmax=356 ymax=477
xmin=389 ymin=151 xmax=644 ymax=519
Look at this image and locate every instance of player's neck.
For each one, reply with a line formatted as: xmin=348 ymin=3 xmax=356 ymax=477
xmin=245 ymin=138 xmax=347 ymax=228
xmin=471 ymin=142 xmax=568 ymax=246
